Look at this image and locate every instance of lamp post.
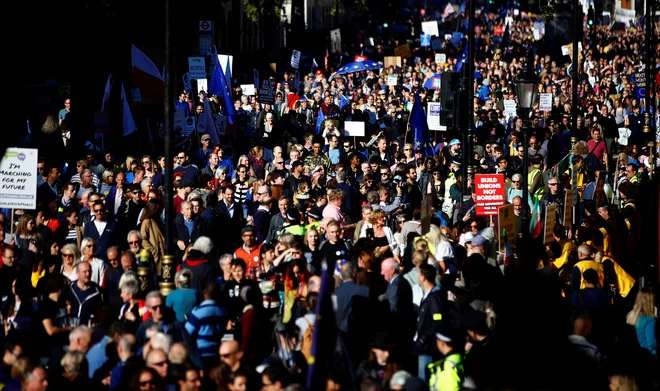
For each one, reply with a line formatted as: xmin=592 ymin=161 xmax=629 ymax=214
xmin=514 ymin=52 xmax=540 ymax=241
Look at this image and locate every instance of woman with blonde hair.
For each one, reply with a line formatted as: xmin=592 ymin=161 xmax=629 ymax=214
xmin=248 ymin=146 xmax=266 ymax=179
xmin=626 ymin=288 xmax=657 ymax=355
xmin=232 ymin=155 xmax=256 ymax=180
xmin=11 ymin=213 xmax=43 ymax=266
xmin=359 ymin=209 xmax=398 ymax=262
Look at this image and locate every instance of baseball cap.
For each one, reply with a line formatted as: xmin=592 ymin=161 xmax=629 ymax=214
xmin=448 ymin=139 xmax=461 ymax=146
xmin=471 ymin=235 xmax=488 ymax=246
xmin=291 ymin=160 xmax=304 ymax=169
xmin=200 ymin=134 xmax=211 ymax=141
xmin=464 ymin=231 xmax=476 ymax=243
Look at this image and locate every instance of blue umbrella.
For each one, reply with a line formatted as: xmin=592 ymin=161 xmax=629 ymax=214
xmin=336 ymin=61 xmax=382 ymax=74
xmin=423 ymin=73 xmax=442 ymax=90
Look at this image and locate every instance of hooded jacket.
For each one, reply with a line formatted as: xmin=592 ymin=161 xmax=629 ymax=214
xmin=179 ymin=249 xmax=214 ymax=292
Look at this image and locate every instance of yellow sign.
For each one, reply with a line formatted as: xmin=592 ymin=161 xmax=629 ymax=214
xmin=563 ymin=189 xmax=573 ymax=228
xmin=544 ymin=204 xmax=557 ymax=245
xmin=498 ymin=204 xmax=515 ymax=252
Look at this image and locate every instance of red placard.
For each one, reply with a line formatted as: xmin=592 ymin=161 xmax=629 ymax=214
xmin=475 ymin=174 xmax=505 ymax=215
xmin=494 ymin=26 xmax=504 ymax=35
xmin=354 ymin=55 xmax=367 ymax=62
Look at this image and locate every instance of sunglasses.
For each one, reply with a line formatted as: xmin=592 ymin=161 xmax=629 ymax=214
xmin=150 ymin=361 xmax=167 ymax=367
xmin=512 ymin=180 xmax=520 ymax=183
xmin=139 ymin=380 xmax=155 ymax=386
xmin=128 ymin=240 xmax=140 ymax=245
xmin=62 ymin=253 xmax=74 ymax=258
xmin=150 ymin=304 xmax=164 ymax=311
xmin=548 ymin=183 xmax=559 ymax=186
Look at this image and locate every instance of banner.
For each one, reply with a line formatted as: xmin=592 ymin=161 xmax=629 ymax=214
xmin=498 ymin=204 xmax=516 ymax=251
xmin=475 ymin=174 xmax=505 ymax=215
xmin=634 ymin=72 xmax=646 ymax=99
xmin=0 ymin=148 xmax=38 ymax=210
xmin=503 ymin=100 xmax=517 ymax=118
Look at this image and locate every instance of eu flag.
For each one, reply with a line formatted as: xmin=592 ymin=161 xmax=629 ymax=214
xmin=208 ymin=62 xmax=236 ymax=124
xmin=338 ymin=93 xmax=349 ymax=110
xmin=315 ymin=108 xmax=325 ymax=133
xmin=305 ymin=268 xmax=337 ymax=391
xmin=410 ymin=90 xmax=434 ymax=156
xmin=454 ymin=43 xmax=468 ymax=73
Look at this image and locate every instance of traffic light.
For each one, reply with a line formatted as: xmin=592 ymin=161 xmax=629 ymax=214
xmin=587 ymin=6 xmax=595 ymax=26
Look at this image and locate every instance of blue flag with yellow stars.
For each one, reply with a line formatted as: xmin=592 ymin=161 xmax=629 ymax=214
xmin=208 ymin=61 xmax=236 ymax=124
xmin=410 ymin=90 xmax=434 ymax=156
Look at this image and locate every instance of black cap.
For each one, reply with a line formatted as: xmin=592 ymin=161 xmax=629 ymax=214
xmin=286 ymin=208 xmax=301 ymax=222
xmin=307 ymin=207 xmax=323 ymax=221
xmin=291 ymin=160 xmax=304 ymax=169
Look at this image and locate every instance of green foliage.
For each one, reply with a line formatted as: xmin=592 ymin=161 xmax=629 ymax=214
xmin=540 ymin=1 xmax=556 ymax=23
xmin=244 ymin=0 xmax=285 ymax=23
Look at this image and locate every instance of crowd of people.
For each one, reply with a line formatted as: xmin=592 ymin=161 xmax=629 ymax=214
xmin=2 ymin=3 xmax=659 ymax=391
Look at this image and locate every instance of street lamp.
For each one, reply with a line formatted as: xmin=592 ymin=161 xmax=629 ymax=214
xmin=514 ymin=52 xmax=540 ymax=243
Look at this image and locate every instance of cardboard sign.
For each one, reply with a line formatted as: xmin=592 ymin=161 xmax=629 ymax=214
xmin=387 ymin=75 xmax=398 ymax=86
xmin=421 ymin=21 xmax=439 ymax=37
xmin=475 ymin=174 xmax=506 ymax=215
xmin=384 ymin=56 xmax=402 ymax=69
xmin=544 ymin=204 xmax=557 ymax=244
xmin=563 ymin=189 xmax=574 ymax=227
xmin=427 ymin=102 xmax=445 ymax=131
xmin=241 ymin=84 xmax=256 ymax=96
xmin=435 ymin=53 xmax=446 ymax=64
xmin=291 ymin=50 xmax=301 ymax=69
xmin=394 ymin=44 xmax=411 ymax=58
xmin=0 ymin=148 xmax=38 ymax=209
xmin=188 ymin=57 xmax=207 ymax=79
xmin=498 ymin=204 xmax=516 ymax=251
xmin=344 ymin=121 xmax=365 ymax=137
xmin=539 ymin=93 xmax=552 ymax=111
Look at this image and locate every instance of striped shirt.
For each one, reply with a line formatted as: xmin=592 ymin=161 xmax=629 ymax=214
xmin=184 ymin=300 xmax=229 ymax=357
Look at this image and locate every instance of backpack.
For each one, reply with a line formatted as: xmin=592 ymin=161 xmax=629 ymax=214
xmin=300 ymin=317 xmax=315 ymax=361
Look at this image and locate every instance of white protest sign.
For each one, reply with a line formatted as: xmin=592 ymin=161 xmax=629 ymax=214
xmin=188 ymin=57 xmax=207 ymax=79
xmin=444 ymin=34 xmax=452 ymax=41
xmin=0 ymin=148 xmax=38 ymax=210
xmin=503 ymin=100 xmax=517 ymax=118
xmin=539 ymin=93 xmax=552 ymax=111
xmin=214 ymin=114 xmax=227 ymax=136
xmin=344 ymin=121 xmax=365 ymax=137
xmin=196 ymin=79 xmax=208 ymax=93
xmin=291 ymin=50 xmax=301 ymax=69
xmin=427 ymin=102 xmax=446 ymax=131
xmin=435 ymin=53 xmax=446 ymax=64
xmin=241 ymin=84 xmax=256 ymax=96
xmin=387 ymin=75 xmax=398 ymax=86
xmin=421 ymin=21 xmax=439 ymax=37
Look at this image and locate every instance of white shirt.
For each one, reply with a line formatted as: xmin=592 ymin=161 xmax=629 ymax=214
xmin=114 ymin=188 xmax=123 ymax=215
xmin=93 ymin=220 xmax=107 ymax=236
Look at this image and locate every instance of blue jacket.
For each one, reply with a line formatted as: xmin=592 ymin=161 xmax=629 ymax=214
xmin=335 ymin=280 xmax=369 ymax=333
xmin=83 ymin=219 xmax=118 ymax=260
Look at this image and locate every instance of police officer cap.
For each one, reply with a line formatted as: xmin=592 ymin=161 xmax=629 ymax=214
xmin=434 ymin=323 xmax=464 ymax=346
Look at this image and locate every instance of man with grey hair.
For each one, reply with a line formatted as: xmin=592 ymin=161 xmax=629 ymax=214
xmin=109 ymin=334 xmax=138 ymax=390
xmin=47 ymin=326 xmax=93 ymax=380
xmin=179 ymin=236 xmax=215 ymax=292
xmin=380 ymin=257 xmax=415 ymax=343
xmin=127 ymin=230 xmax=142 ymax=255
xmin=68 ymin=261 xmax=103 ymax=326
xmin=216 ymin=254 xmax=234 ymax=291
xmin=136 ymin=291 xmax=197 ymax=368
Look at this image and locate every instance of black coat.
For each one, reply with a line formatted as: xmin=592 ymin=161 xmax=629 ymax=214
xmin=173 ymin=215 xmax=210 ymax=250
xmin=83 ymin=219 xmax=118 ymax=261
xmin=415 ymin=286 xmax=444 ymax=355
xmin=214 ymin=201 xmax=244 ymax=253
